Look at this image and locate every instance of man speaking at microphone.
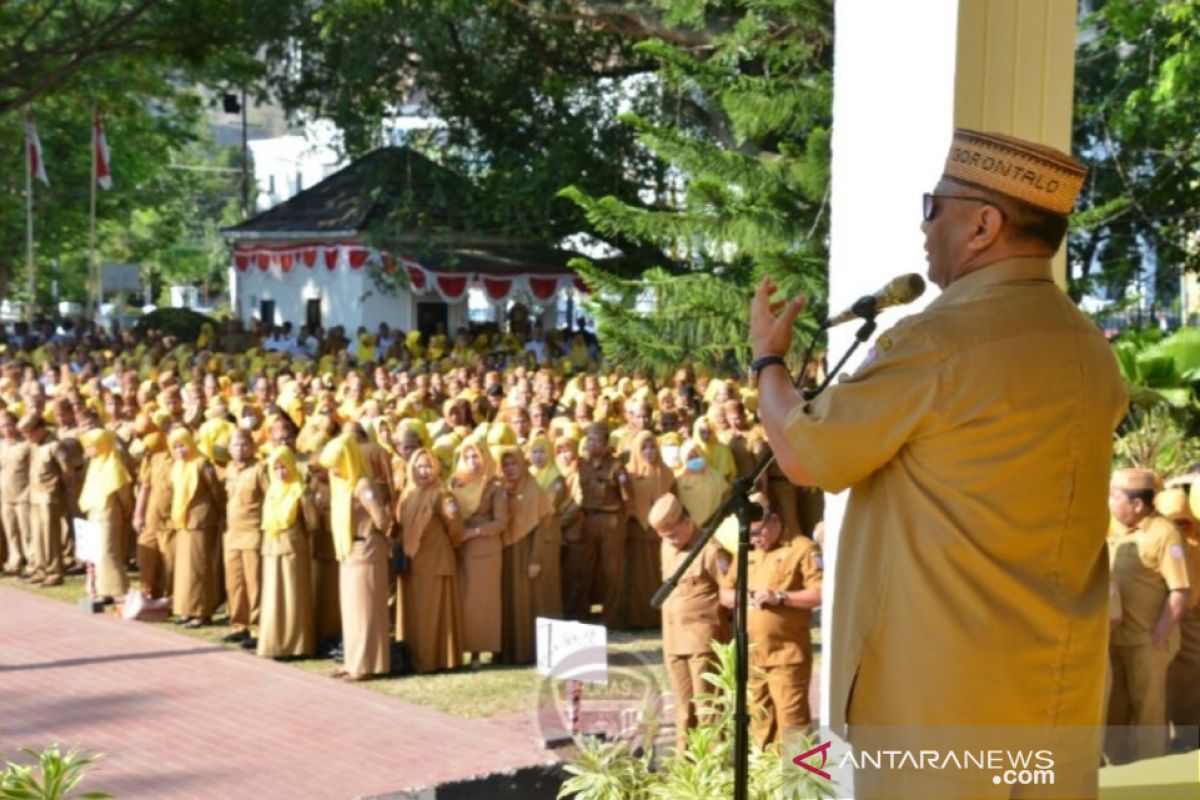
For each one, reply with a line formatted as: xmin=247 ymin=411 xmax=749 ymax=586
xmin=750 ymin=130 xmax=1127 ymax=797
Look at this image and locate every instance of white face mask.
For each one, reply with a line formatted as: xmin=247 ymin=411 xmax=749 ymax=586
xmin=662 ymin=444 xmax=681 ymax=468
xmin=241 ymin=416 xmax=257 ymax=429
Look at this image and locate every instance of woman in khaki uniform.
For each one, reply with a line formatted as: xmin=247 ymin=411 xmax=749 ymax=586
xmin=305 ymin=460 xmax=341 ymax=650
xmin=497 ymin=446 xmax=554 ymax=664
xmin=553 ymin=432 xmax=584 ymax=619
xmin=168 ymin=428 xmax=223 ymax=627
xmin=623 ymin=431 xmax=675 ymax=629
xmin=132 ymin=422 xmax=175 ymax=598
xmin=258 ymin=446 xmax=317 ymax=659
xmin=675 ymin=439 xmax=728 ymax=528
xmin=320 ymin=433 xmax=391 ymax=681
xmin=397 ymin=448 xmax=464 ymax=673
xmin=78 ymin=428 xmax=133 ymax=600
xmin=526 ymin=434 xmax=564 ymax=620
xmin=450 ymin=436 xmax=508 ymax=668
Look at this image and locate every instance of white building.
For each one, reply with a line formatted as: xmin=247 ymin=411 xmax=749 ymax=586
xmin=222 ymin=147 xmax=582 ymax=336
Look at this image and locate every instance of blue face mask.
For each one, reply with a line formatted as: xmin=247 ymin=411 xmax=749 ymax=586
xmin=686 ymin=457 xmax=706 ymax=473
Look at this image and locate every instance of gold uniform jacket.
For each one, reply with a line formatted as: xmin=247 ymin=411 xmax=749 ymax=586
xmin=785 ymin=258 xmax=1127 ymax=731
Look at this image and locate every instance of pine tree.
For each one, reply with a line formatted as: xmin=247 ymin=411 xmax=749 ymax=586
xmin=561 ymin=0 xmax=834 ymax=376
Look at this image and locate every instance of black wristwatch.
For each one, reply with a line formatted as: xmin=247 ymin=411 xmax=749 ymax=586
xmin=750 ymin=354 xmax=787 ymax=377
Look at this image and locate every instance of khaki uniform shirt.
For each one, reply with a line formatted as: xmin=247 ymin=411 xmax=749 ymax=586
xmin=138 ymin=451 xmax=174 ymax=536
xmin=0 ymin=439 xmax=31 ymax=504
xmin=1109 ymin=514 xmax=1191 ymax=649
xmin=723 ymin=538 xmax=823 ymax=666
xmin=578 ymin=454 xmax=626 ymax=513
xmin=785 ymin=258 xmax=1127 ymax=729
xmin=661 ymin=539 xmax=729 ymax=656
xmin=28 ymin=438 xmax=65 ymax=505
xmin=224 ymin=461 xmax=270 ymax=550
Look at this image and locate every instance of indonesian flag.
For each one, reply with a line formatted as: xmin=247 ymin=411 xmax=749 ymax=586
xmin=93 ymin=107 xmax=112 ymax=190
xmin=25 ymin=115 xmax=48 ymax=185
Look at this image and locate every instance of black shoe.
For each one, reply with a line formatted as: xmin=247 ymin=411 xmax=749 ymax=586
xmin=239 ymin=637 xmax=258 ymax=650
xmin=222 ymin=630 xmax=250 ymax=643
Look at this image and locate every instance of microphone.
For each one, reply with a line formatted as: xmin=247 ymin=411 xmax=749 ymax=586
xmin=822 ymin=273 xmax=926 ymax=328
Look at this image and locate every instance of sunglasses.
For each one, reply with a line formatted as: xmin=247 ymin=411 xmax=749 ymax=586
xmin=922 ymin=192 xmax=1003 ymax=222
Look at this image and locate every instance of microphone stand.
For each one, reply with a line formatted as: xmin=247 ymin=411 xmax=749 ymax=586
xmin=650 ymin=312 xmax=879 ymax=800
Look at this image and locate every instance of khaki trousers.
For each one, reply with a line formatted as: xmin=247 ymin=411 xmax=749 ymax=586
xmin=1106 ymin=643 xmax=1171 ymax=764
xmin=666 ymin=651 xmax=717 ymax=750
xmin=561 ymin=519 xmax=598 ymax=621
xmin=750 ymin=660 xmax=813 ymax=745
xmin=2 ymin=500 xmax=29 ymax=572
xmin=588 ymin=512 xmax=626 ymax=629
xmin=224 ymin=547 xmax=262 ymax=632
xmin=1168 ymin=606 xmax=1200 ymax=731
xmin=29 ymin=501 xmax=64 ymax=583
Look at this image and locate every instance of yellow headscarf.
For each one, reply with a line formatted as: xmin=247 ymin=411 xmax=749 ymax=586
xmin=451 ymin=436 xmax=495 ymax=520
xmin=197 ymin=411 xmax=236 ymax=466
xmin=262 ymin=446 xmax=304 ymax=539
xmin=497 ymin=445 xmax=552 ymax=546
xmin=318 ymin=433 xmax=370 ymax=561
xmin=431 ymin=432 xmax=462 ymax=475
xmin=486 ymin=421 xmax=518 ymax=464
xmin=400 ymin=448 xmax=442 ymax=560
xmin=355 ymin=333 xmax=376 ymax=364
xmin=169 ymin=428 xmax=203 ymax=529
xmin=676 ymin=439 xmax=728 ymax=526
xmin=627 ymin=430 xmax=675 ymax=529
xmin=525 ymin=433 xmax=560 ymax=490
xmin=692 ymin=417 xmax=737 ymax=482
xmin=78 ymin=429 xmax=132 ymax=514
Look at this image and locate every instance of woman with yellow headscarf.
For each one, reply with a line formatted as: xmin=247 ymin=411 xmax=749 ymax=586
xmin=450 ymin=436 xmax=509 ymax=668
xmin=319 ymin=433 xmax=391 ymax=681
xmin=675 ymin=439 xmax=729 ymax=528
xmin=624 ymin=431 xmax=676 ymax=629
xmin=524 ymin=435 xmax=565 ymax=622
xmin=257 ymin=446 xmax=317 ymax=659
xmin=396 ymin=448 xmax=465 ymax=673
xmin=496 ymin=446 xmax=556 ymax=665
xmin=168 ymin=428 xmax=223 ymax=627
xmin=132 ymin=418 xmax=174 ymax=599
xmin=692 ymin=416 xmax=737 ymax=483
xmin=78 ymin=428 xmax=134 ymax=600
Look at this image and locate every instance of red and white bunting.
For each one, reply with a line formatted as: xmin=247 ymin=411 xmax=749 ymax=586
xmin=93 ymin=108 xmax=112 ymax=190
xmin=25 ymin=115 xmax=49 ymax=185
xmin=230 ymin=243 xmax=586 ymax=302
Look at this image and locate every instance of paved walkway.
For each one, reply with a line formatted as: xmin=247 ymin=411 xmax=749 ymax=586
xmin=0 ymin=585 xmax=555 ymax=799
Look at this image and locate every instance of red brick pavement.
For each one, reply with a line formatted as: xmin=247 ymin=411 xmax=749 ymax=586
xmin=0 ymin=585 xmax=556 ymax=799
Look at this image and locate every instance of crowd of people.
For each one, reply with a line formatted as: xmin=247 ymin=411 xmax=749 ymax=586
xmin=0 ymin=314 xmax=824 ymax=746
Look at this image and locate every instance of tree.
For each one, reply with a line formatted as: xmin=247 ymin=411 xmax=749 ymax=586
xmin=1071 ymin=0 xmax=1200 ymax=307
xmin=265 ymin=0 xmax=669 ymax=263
xmin=560 ymin=0 xmax=833 ymax=375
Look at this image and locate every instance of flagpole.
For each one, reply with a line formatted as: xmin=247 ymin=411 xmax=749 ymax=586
xmin=88 ymin=102 xmax=98 ymax=318
xmin=25 ymin=122 xmax=35 ymax=323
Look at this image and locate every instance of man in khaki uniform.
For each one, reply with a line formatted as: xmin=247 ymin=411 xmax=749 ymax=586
xmin=20 ymin=414 xmax=67 ymax=586
xmin=223 ymin=429 xmax=269 ymax=643
xmin=1156 ymin=486 xmax=1200 ymax=749
xmin=0 ymin=410 xmax=32 ymax=577
xmin=571 ymin=422 xmax=629 ymax=627
xmin=719 ymin=496 xmax=822 ymax=745
xmin=752 ymin=130 xmax=1127 ymax=796
xmin=649 ymin=493 xmax=729 ymax=750
xmin=1104 ymin=471 xmax=1191 ymax=763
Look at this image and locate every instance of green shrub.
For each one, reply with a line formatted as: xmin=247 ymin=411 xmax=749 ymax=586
xmin=131 ymin=308 xmax=215 ymax=342
xmin=0 ymin=744 xmax=112 ymax=799
xmin=558 ymin=641 xmax=835 ymax=800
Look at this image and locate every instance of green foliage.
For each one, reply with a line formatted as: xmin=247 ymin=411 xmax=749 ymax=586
xmin=267 ymin=0 xmax=662 ymax=248
xmin=561 ymin=0 xmax=832 ymax=375
xmin=0 ymin=744 xmax=111 ymax=800
xmin=558 ymin=641 xmax=834 ymax=800
xmin=1115 ymin=405 xmax=1200 ymax=476
xmin=1071 ymin=0 xmax=1200 ymax=304
xmin=132 ymin=307 xmax=215 ymax=342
